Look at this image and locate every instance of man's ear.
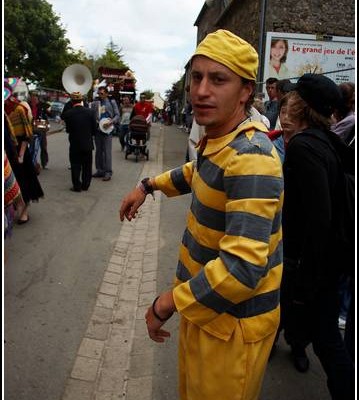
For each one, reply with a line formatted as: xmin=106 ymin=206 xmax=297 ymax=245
xmin=239 ymin=81 xmax=255 ymax=104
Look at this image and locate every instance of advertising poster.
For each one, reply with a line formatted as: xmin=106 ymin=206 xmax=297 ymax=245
xmin=263 ymin=32 xmax=355 ymax=85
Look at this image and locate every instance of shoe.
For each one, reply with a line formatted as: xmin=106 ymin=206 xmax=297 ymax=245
xmin=92 ymin=172 xmax=104 ymax=178
xmin=338 ymin=317 xmax=346 ymax=330
xmin=291 ymin=346 xmax=309 ymax=373
xmin=70 ymin=187 xmax=82 ymax=192
xmin=102 ymin=176 xmax=111 ymax=181
xmin=17 ymin=216 xmax=30 ymax=225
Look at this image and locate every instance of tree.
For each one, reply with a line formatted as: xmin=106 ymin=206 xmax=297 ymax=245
xmin=4 ymin=2 xmax=133 ymax=91
xmin=4 ymin=0 xmax=79 ymax=88
xmin=165 ymin=75 xmax=185 ymax=104
xmin=93 ymin=47 xmax=130 ymax=78
xmin=141 ymin=90 xmax=154 ymax=100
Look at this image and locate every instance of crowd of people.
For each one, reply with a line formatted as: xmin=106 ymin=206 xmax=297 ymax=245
xmin=4 ymin=28 xmax=355 ymax=400
xmin=3 ymin=75 xmax=157 ymax=232
xmin=4 ymin=80 xmax=45 ymax=231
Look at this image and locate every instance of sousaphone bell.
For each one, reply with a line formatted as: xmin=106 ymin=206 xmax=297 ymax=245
xmin=62 ymin=64 xmax=92 ymax=95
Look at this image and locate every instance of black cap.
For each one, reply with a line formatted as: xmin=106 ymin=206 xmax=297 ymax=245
xmin=292 ymin=73 xmax=341 ymax=117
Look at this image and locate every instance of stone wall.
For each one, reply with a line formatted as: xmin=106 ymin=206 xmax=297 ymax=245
xmin=195 ymin=0 xmax=355 ymax=48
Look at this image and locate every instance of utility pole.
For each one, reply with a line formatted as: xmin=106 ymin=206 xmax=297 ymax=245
xmin=257 ymin=0 xmax=267 ymax=94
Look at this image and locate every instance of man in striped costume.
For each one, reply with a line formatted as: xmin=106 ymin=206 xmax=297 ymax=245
xmin=120 ymin=30 xmax=284 ymax=400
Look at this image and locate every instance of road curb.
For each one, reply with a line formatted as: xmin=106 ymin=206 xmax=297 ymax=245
xmin=62 ymin=126 xmax=165 ymax=400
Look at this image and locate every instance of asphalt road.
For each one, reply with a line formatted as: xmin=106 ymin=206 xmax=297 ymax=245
xmin=4 ymin=125 xmax=148 ymax=400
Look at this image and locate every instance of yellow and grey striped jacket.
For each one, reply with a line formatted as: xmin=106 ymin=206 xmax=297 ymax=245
xmin=155 ymin=120 xmax=284 ymax=341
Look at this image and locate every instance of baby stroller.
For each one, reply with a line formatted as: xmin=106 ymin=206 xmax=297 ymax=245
xmin=125 ymin=115 xmax=150 ymax=162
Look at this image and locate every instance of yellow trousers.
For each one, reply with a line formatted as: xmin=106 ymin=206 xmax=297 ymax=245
xmin=178 ymin=317 xmax=276 ymax=400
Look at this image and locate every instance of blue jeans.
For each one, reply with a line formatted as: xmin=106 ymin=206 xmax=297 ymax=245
xmin=94 ymin=131 xmax=112 ymax=177
xmin=119 ymin=124 xmax=129 ymax=148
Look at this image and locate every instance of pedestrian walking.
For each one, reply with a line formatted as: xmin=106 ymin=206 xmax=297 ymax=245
xmin=62 ymin=92 xmax=97 ymax=192
xmin=91 ymin=87 xmax=120 ymax=181
xmin=118 ymin=96 xmax=133 ymax=151
xmin=4 ymin=81 xmax=44 ymax=224
xmin=120 ymin=29 xmax=283 ymax=400
xmin=281 ymin=73 xmax=355 ymax=398
xmin=264 ymin=77 xmax=279 ymax=130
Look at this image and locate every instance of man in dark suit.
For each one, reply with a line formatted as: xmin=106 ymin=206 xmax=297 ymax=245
xmin=63 ymin=92 xmax=97 ymax=192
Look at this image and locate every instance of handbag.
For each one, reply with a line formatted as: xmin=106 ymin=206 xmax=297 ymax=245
xmin=33 ymin=118 xmax=49 ymax=133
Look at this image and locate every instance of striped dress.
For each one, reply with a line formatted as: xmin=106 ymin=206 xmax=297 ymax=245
xmin=155 ymin=120 xmax=284 ymax=341
xmin=4 ymin=152 xmax=24 ymax=238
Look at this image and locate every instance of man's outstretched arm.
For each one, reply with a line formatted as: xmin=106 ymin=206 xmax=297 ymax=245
xmin=119 ymin=177 xmax=157 ymax=221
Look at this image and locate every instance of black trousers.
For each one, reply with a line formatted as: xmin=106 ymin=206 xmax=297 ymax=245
xmin=39 ymin=130 xmax=49 ymax=167
xmin=69 ymin=148 xmax=92 ymax=190
xmin=280 ymin=261 xmax=354 ymax=400
xmin=312 ymin=288 xmax=354 ymax=400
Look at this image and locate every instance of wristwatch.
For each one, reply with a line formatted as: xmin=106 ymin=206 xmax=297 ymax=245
xmin=140 ymin=177 xmax=155 ymax=198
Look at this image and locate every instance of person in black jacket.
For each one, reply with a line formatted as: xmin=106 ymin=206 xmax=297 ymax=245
xmin=281 ymin=74 xmax=354 ymax=398
xmin=62 ymin=92 xmax=97 ymax=192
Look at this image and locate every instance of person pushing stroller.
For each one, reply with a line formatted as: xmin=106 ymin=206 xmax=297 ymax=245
xmin=125 ymin=115 xmax=150 ymax=162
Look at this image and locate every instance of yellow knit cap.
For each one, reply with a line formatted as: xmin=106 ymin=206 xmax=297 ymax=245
xmin=193 ymin=29 xmax=258 ymax=81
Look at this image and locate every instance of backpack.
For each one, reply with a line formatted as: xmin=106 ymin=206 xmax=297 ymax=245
xmin=305 ymin=129 xmax=355 ymax=276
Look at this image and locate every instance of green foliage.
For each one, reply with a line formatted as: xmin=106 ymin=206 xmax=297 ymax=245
xmin=4 ymin=0 xmax=77 ymax=88
xmin=165 ymin=75 xmax=185 ymax=103
xmin=141 ymin=90 xmax=154 ymax=100
xmin=94 ymin=48 xmax=130 ymax=77
xmin=4 ymin=1 xmax=138 ymax=92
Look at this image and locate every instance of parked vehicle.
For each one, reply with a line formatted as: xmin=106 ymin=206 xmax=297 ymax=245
xmin=49 ymin=101 xmax=65 ymax=119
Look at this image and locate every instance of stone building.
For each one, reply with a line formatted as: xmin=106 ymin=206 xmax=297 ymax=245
xmin=185 ymin=0 xmax=355 ymax=92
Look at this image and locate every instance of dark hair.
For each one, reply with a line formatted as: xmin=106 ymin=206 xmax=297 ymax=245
xmin=276 ymin=79 xmax=292 ymax=94
xmin=270 ymin=39 xmax=289 ymax=63
xmin=287 ymin=91 xmax=331 ymax=131
xmin=98 ymin=87 xmax=108 ymax=93
xmin=266 ymin=77 xmax=279 ymax=85
xmin=334 ymin=82 xmax=355 ymax=120
xmin=278 ymin=92 xmax=290 ymax=110
xmin=241 ymin=77 xmax=256 ymax=115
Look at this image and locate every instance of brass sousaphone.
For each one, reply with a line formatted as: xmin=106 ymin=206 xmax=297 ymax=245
xmin=62 ymin=64 xmax=114 ymax=134
xmin=62 ymin=63 xmax=92 ymax=95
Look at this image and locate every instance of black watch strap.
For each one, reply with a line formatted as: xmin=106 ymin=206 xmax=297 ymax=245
xmin=141 ymin=177 xmax=154 ymax=195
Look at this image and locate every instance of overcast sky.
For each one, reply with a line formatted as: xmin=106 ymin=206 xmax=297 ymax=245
xmin=48 ymin=0 xmax=205 ymax=98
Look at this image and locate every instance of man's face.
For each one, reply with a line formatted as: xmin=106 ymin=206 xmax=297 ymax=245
xmin=98 ymin=90 xmax=108 ymax=99
xmin=190 ymin=55 xmax=252 ymax=137
xmin=266 ymin=83 xmax=278 ymax=100
xmin=140 ymin=96 xmax=146 ymax=103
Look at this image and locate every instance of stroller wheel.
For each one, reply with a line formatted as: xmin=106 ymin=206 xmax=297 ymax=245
xmin=146 ymin=150 xmax=149 ymax=160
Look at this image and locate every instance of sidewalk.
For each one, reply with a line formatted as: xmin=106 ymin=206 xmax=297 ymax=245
xmin=62 ymin=126 xmax=165 ymax=400
xmin=60 ymin=123 xmax=331 ymax=400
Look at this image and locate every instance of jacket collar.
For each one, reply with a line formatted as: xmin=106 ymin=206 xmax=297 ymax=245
xmin=200 ymin=120 xmax=267 ymax=156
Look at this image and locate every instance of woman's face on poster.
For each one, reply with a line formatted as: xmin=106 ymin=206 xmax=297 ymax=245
xmin=271 ymin=40 xmax=287 ymax=62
